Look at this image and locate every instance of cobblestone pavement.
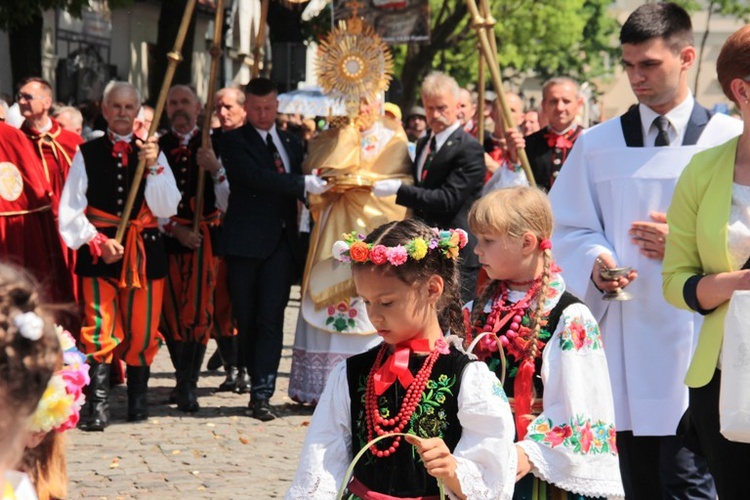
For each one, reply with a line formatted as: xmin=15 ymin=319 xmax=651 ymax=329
xmin=68 ymin=287 xmax=315 ymax=499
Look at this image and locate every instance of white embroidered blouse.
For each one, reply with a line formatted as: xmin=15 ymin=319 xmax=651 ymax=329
xmin=464 ymin=273 xmax=624 ymax=498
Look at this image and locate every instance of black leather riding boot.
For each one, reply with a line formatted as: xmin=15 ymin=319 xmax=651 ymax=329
xmin=79 ymin=362 xmax=110 ymax=432
xmin=126 ymin=365 xmax=150 ymax=422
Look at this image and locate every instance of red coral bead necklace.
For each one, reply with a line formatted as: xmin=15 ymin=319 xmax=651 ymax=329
xmin=365 ymin=342 xmax=441 ymax=458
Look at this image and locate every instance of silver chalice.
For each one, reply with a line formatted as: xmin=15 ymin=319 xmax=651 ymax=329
xmin=599 ymin=266 xmax=633 ymax=301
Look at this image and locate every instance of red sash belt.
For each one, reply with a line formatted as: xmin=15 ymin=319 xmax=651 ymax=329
xmin=348 ymin=478 xmax=440 ymax=500
xmin=170 ymin=210 xmax=221 ymax=326
xmin=86 ymin=205 xmax=157 ymax=289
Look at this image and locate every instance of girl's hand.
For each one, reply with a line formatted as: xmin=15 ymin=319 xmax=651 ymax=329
xmin=515 ymin=444 xmax=531 ymax=481
xmin=404 ymin=435 xmax=457 ymax=481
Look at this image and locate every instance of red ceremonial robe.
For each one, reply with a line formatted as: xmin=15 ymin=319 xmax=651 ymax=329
xmin=21 ymin=118 xmax=83 ymax=300
xmin=21 ymin=118 xmax=83 ymax=211
xmin=0 ymin=122 xmax=74 ymax=305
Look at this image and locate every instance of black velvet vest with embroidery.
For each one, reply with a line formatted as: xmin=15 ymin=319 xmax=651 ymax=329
xmin=75 ymin=136 xmax=167 ymax=279
xmin=159 ymin=131 xmax=220 ymax=255
xmin=479 ymin=290 xmax=580 ymax=399
xmin=346 ymin=344 xmax=472 ymax=497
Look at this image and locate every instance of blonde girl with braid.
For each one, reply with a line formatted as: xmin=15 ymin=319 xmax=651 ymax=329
xmin=464 ymin=187 xmax=624 ymax=499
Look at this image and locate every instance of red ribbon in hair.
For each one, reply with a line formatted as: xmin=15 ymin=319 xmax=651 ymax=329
xmin=539 ymin=239 xmax=552 ymax=251
xmin=373 ymin=338 xmax=431 ymax=396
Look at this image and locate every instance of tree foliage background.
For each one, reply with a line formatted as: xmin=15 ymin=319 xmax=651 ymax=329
xmin=306 ymin=0 xmax=620 ymax=110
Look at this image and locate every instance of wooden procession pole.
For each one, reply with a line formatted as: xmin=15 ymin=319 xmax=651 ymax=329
xmin=477 ymin=51 xmax=485 ymax=146
xmin=115 ymin=0 xmax=199 ymax=243
xmin=193 ymin=0 xmax=226 ymax=233
xmin=252 ymin=0 xmax=270 ymax=78
xmin=466 ymin=0 xmax=535 ymax=186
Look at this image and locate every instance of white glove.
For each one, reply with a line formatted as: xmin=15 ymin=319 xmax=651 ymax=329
xmin=304 ymin=175 xmax=331 ymax=195
xmin=372 ymin=179 xmax=402 ymax=197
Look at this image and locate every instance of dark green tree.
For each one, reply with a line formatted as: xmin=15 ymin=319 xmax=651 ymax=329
xmin=1 ymin=0 xmax=131 ymax=90
xmin=674 ymin=0 xmax=750 ymax=94
xmin=304 ymin=0 xmax=620 ymax=111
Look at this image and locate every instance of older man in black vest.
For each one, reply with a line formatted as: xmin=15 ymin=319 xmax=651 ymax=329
xmin=58 ymin=81 xmax=181 ymax=430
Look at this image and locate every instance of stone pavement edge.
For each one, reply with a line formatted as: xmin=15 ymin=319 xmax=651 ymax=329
xmin=67 ymin=286 xmax=315 ymax=500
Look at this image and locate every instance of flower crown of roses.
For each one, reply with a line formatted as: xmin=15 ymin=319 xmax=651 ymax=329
xmin=332 ymin=228 xmax=469 ymax=266
xmin=28 ymin=327 xmax=90 ymax=434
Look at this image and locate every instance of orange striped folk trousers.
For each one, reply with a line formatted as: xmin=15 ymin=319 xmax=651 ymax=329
xmin=79 ymin=277 xmax=164 ymax=366
xmin=212 ymin=258 xmax=237 ymax=339
xmin=160 ymin=252 xmax=219 ymax=345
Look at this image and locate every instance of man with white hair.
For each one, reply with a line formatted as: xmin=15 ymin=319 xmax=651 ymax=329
xmin=199 ymin=85 xmax=248 ymax=394
xmin=52 ymin=106 xmax=84 ymax=136
xmin=59 ymin=81 xmax=181 ymax=431
xmin=372 ymin=71 xmax=486 ymax=300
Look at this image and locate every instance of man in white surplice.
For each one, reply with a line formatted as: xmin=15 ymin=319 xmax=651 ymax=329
xmin=549 ymin=3 xmax=741 ymax=499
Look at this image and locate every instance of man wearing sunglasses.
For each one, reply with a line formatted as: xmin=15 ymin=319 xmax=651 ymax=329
xmin=18 ymin=78 xmax=83 ymax=213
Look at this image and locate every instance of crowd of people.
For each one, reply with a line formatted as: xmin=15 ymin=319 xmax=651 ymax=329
xmin=3 ymin=1 xmax=750 ymax=499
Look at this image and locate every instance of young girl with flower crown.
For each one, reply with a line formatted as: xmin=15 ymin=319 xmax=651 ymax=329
xmin=0 ymin=264 xmax=62 ymax=500
xmin=18 ymin=327 xmax=89 ymax=500
xmin=464 ymin=187 xmax=624 ymax=499
xmin=287 ymin=219 xmax=518 ymax=500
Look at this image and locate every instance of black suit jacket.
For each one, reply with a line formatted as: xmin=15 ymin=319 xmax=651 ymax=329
xmin=218 ymin=124 xmax=305 ymax=269
xmin=396 ymin=126 xmax=486 ymax=268
xmin=619 ymin=102 xmax=712 ymax=147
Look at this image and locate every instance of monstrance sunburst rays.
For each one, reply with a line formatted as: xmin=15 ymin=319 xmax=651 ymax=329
xmin=316 ymin=14 xmax=393 ymax=117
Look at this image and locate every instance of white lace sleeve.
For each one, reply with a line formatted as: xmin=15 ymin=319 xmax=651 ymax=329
xmin=517 ymin=303 xmax=624 ymax=497
xmin=144 ymin=151 xmax=181 ymax=218
xmin=448 ymin=361 xmax=517 ymax=500
xmin=286 ymin=360 xmax=352 ymax=500
xmin=58 ymin=151 xmax=97 ymax=250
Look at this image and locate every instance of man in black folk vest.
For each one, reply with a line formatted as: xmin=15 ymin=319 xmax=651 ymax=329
xmin=58 ymin=81 xmax=181 ymax=431
xmin=507 ymin=77 xmax=584 ymax=192
xmin=159 ymin=84 xmax=230 ymax=413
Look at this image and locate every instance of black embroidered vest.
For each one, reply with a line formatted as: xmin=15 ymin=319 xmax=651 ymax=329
xmin=346 ymin=344 xmax=472 ymax=497
xmin=159 ymin=131 xmax=220 ymax=254
xmin=75 ymin=136 xmax=167 ymax=279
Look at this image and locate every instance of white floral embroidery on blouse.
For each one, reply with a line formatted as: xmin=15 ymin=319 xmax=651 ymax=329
xmin=464 ymin=273 xmax=624 ymax=498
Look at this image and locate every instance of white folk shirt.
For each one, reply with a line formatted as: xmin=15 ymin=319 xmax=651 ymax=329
xmin=549 ymin=109 xmax=742 ymax=435
xmin=58 ymin=134 xmax=181 ymax=249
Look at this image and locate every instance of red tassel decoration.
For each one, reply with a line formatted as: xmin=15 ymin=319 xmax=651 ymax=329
xmin=514 ymin=357 xmax=536 ymax=439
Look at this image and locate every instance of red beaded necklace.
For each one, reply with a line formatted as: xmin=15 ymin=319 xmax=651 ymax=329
xmin=484 ymin=279 xmax=542 ymax=358
xmin=364 ymin=342 xmax=441 ymax=458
